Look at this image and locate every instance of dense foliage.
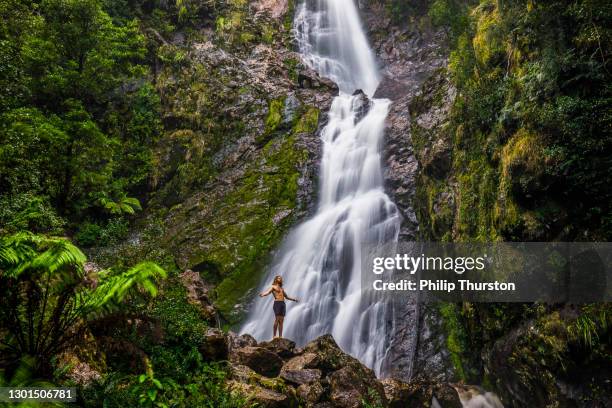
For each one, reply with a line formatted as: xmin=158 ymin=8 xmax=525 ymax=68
xmin=423 ymin=0 xmax=611 ymax=241
xmin=412 ymin=1 xmax=612 ymax=404
xmin=0 ymin=0 xmax=161 ymax=238
xmin=0 ymin=1 xmax=253 ymax=406
xmin=0 ymin=232 xmax=167 ymax=373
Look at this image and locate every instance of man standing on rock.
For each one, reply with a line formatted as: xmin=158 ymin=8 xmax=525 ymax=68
xmin=259 ymin=275 xmax=298 ymax=339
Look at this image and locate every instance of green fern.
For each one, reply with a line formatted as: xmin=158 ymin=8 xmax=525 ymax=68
xmin=0 ymin=232 xmax=166 ymax=374
xmin=99 ymin=193 xmax=142 ymax=215
xmin=79 ymin=262 xmax=167 ymax=318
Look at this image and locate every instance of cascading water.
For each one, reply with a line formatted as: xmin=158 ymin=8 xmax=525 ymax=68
xmin=241 ymin=0 xmax=401 ymax=375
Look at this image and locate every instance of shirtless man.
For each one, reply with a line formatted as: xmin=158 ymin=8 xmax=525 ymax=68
xmin=259 ymin=275 xmax=298 ymax=339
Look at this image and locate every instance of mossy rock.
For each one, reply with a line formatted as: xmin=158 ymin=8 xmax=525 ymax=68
xmin=500 ymin=128 xmax=547 ymax=203
xmin=471 ymin=1 xmax=504 ymax=67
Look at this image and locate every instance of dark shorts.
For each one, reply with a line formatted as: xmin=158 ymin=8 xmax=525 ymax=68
xmin=273 ymin=301 xmax=286 ymax=317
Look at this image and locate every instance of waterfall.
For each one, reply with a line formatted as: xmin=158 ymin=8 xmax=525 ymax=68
xmin=241 ymin=0 xmax=401 ymax=375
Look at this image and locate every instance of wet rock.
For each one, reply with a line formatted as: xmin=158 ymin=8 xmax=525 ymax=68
xmin=297 ymin=381 xmax=325 ymax=405
xmin=411 ymin=304 xmax=457 ymax=384
xmin=297 ymin=65 xmax=339 ymax=93
xmin=381 ymin=378 xmax=412 ymax=408
xmin=433 ymin=383 xmax=464 ymax=407
xmin=328 ymin=366 xmax=387 ymax=408
xmin=283 ymin=352 xmax=319 ymax=370
xmin=200 ymin=327 xmax=228 ymax=360
xmin=303 ymin=335 xmax=356 ymax=373
xmin=282 ymin=94 xmax=301 ymax=127
xmin=230 ymin=346 xmax=284 ymax=377
xmin=280 ymin=367 xmax=322 ymax=385
xmin=179 ymin=269 xmax=218 ymax=323
xmin=298 ymin=337 xmax=386 ymax=406
xmin=374 ymin=76 xmax=412 ymax=100
xmin=224 ymin=334 xmax=468 ymax=407
xmin=228 ymin=380 xmax=293 ymax=408
xmin=228 ymin=331 xmax=257 ymax=352
xmin=259 ymin=337 xmax=297 ymax=359
xmin=351 ymin=89 xmax=371 ymax=123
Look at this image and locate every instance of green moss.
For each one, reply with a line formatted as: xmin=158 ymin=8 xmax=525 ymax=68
xmin=284 ymin=57 xmax=299 ymax=82
xmin=265 ymin=97 xmax=285 ymax=134
xmin=293 ymin=106 xmax=319 ymax=133
xmin=438 ymin=303 xmax=468 ymax=381
xmin=211 ymin=132 xmax=310 ymax=323
xmin=284 ymin=0 xmax=296 ymax=31
xmin=471 ymin=2 xmax=504 ymax=66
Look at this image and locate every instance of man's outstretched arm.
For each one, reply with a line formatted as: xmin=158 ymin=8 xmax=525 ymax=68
xmin=259 ymin=287 xmax=273 ymax=297
xmin=283 ymin=290 xmax=298 ymax=302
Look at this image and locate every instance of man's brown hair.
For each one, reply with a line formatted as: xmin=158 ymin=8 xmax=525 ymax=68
xmin=273 ymin=275 xmax=283 ymax=286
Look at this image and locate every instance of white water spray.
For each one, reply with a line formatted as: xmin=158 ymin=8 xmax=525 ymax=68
xmin=241 ymin=0 xmax=401 ymax=375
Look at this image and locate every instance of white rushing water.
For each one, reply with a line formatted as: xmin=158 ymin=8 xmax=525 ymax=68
xmin=241 ymin=0 xmax=401 ymax=375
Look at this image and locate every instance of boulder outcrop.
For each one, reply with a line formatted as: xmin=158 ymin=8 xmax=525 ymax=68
xmin=223 ymin=334 xmax=461 ymax=408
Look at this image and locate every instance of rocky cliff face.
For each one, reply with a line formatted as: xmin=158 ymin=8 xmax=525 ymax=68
xmin=362 ymin=0 xmax=448 ymax=242
xmin=358 ymin=1 xmax=459 ymax=385
xmin=379 ymin=1 xmax=612 ymax=407
xmin=106 ymin=1 xmax=338 ymax=324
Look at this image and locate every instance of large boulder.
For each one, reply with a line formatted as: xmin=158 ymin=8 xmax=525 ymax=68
xmin=302 ymin=335 xmax=357 ymax=373
xmin=328 ymin=366 xmax=387 ymax=408
xmin=280 ymin=352 xmax=322 ymax=385
xmin=228 ymin=380 xmax=294 ymax=408
xmin=303 ymin=335 xmax=387 ymax=406
xmin=230 ymin=346 xmax=284 ymax=378
xmin=199 ymin=328 xmax=228 ymax=360
xmin=281 ymin=367 xmax=322 ymax=385
xmin=283 ymin=353 xmax=319 ymax=371
xmin=259 ymin=337 xmax=297 ymax=359
xmin=228 ymin=331 xmax=257 ymax=352
xmin=296 ymin=381 xmax=325 ymax=406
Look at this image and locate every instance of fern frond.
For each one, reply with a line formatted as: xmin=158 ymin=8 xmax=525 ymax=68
xmin=119 ymin=203 xmax=135 ymax=214
xmin=123 ymin=197 xmax=142 ymax=211
xmin=80 ymin=262 xmax=167 ymax=317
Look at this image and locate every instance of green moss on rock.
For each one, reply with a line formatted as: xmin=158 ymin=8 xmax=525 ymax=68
xmin=265 ymin=97 xmax=285 ymax=134
xmin=212 ymin=133 xmax=309 ymax=323
xmin=438 ymin=303 xmax=468 ymax=381
xmin=293 ymin=106 xmax=319 ymax=134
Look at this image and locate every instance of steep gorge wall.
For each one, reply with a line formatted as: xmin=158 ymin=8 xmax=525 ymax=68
xmin=103 ymin=0 xmax=338 ymax=325
xmin=379 ymin=1 xmax=611 ymax=406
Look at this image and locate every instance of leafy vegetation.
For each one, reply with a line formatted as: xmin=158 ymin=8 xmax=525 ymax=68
xmin=0 ymin=1 xmax=269 ymax=404
xmin=0 ymin=232 xmax=166 ymax=374
xmin=0 ymin=0 xmax=161 ymax=236
xmin=420 ymin=0 xmax=611 ymax=242
xmin=412 ymin=1 xmax=612 ymax=403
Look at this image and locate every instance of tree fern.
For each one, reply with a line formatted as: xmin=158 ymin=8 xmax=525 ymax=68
xmin=79 ymin=262 xmax=167 ymax=319
xmin=0 ymin=232 xmax=165 ymax=374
